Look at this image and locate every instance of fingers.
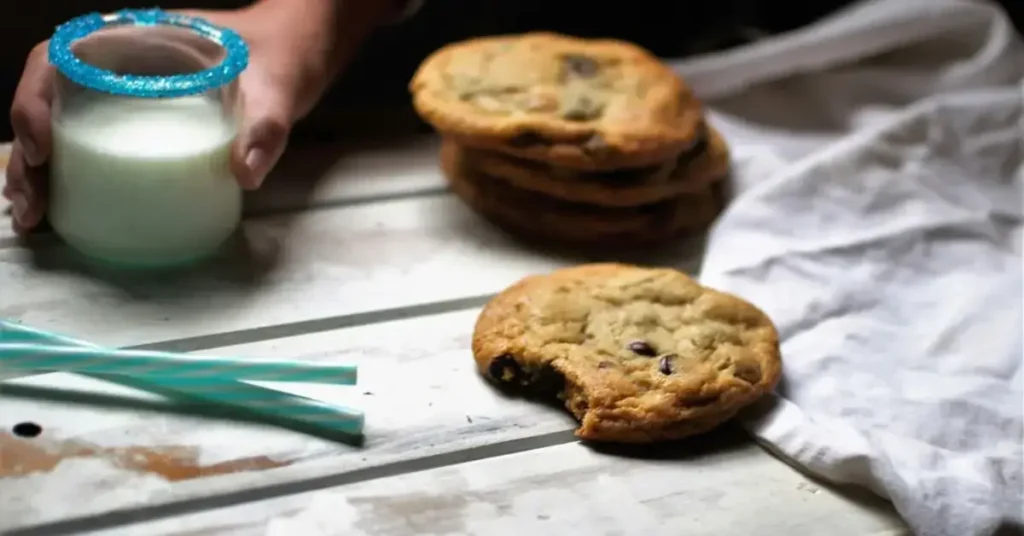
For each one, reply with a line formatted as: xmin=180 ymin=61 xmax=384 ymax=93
xmin=10 ymin=42 xmax=56 ymax=168
xmin=231 ymin=79 xmax=293 ymax=190
xmin=7 ymin=41 xmax=55 ymax=235
xmin=3 ymin=142 xmax=48 ymax=234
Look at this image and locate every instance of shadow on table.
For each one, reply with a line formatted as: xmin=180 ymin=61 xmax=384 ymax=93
xmin=584 ymin=398 xmax=906 ymax=530
xmin=497 ymin=230 xmax=711 ymax=274
xmin=582 ymin=421 xmax=753 ymax=461
xmin=248 ymin=104 xmax=431 ymax=217
xmin=9 ymin=106 xmax=431 ymax=299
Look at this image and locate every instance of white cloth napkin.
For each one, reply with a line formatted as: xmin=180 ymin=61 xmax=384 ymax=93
xmin=673 ymin=1 xmax=1023 ymax=535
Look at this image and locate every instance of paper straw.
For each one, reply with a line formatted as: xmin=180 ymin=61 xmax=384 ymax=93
xmin=0 ymin=322 xmax=364 ymax=436
xmin=0 ymin=342 xmax=357 ymax=384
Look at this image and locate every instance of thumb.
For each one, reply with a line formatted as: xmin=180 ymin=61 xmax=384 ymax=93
xmin=231 ymin=89 xmax=292 ymax=191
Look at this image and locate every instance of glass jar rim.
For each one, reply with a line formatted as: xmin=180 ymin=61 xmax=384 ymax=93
xmin=48 ymin=8 xmax=249 ymax=99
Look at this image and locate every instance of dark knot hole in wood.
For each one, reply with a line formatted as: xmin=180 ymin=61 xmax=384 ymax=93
xmin=12 ymin=422 xmax=43 ymax=438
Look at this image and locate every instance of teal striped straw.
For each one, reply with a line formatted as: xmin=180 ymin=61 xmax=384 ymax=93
xmin=0 ymin=342 xmax=357 ymax=384
xmin=0 ymin=321 xmax=364 ymax=436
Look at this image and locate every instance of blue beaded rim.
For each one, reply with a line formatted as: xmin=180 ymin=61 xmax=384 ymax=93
xmin=48 ymin=8 xmax=249 ymax=98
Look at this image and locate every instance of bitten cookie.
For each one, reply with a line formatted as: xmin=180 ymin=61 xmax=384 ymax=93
xmin=440 ymin=140 xmax=721 ymax=245
xmin=472 ymin=264 xmax=782 ymax=443
xmin=455 ymin=124 xmax=731 ymax=207
xmin=410 ymin=32 xmax=705 ymax=171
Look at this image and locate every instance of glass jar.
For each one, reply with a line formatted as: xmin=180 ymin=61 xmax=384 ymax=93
xmin=48 ymin=9 xmax=249 ymax=268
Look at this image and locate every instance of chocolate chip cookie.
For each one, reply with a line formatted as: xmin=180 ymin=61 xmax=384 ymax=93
xmin=410 ymin=32 xmax=705 ymax=171
xmin=455 ymin=124 xmax=730 ymax=207
xmin=472 ymin=264 xmax=782 ymax=443
xmin=441 ymin=140 xmax=721 ymax=245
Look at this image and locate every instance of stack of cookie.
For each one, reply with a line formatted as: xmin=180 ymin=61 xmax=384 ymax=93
xmin=410 ymin=32 xmax=730 ymax=246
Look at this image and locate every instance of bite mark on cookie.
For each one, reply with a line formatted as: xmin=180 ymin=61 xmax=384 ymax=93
xmin=486 ymin=353 xmax=566 ymax=395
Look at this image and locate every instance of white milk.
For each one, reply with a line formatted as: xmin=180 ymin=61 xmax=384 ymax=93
xmin=50 ymin=94 xmax=241 ymax=267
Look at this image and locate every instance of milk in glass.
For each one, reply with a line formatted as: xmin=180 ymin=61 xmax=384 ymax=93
xmin=50 ymin=94 xmax=241 ymax=266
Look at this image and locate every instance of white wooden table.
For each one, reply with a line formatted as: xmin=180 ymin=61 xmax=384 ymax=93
xmin=0 ymin=136 xmax=908 ymax=536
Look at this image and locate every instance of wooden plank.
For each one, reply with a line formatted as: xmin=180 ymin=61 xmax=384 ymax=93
xmin=0 ymin=309 xmax=577 ymax=530
xmin=0 ymin=136 xmax=906 ymax=536
xmin=80 ymin=437 xmax=907 ymax=536
xmin=0 ymin=191 xmax=705 ymax=350
xmin=0 ymin=308 xmax=902 ymax=533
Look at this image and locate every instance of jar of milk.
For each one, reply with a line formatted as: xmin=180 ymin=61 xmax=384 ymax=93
xmin=47 ymin=9 xmax=249 ymax=267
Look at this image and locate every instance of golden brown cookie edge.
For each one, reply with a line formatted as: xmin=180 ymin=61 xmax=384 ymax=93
xmin=455 ymin=126 xmax=731 ymax=207
xmin=441 ymin=139 xmax=723 ymax=245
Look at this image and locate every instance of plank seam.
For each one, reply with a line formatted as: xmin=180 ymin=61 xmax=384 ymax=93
xmin=0 ymin=187 xmax=452 ymax=249
xmin=129 ymin=294 xmax=494 ymax=353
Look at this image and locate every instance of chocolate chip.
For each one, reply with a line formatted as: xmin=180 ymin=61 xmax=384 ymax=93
xmin=733 ymin=361 xmax=762 ymax=384
xmin=563 ymin=54 xmax=599 ymax=79
xmin=658 ymin=354 xmax=675 ymax=375
xmin=581 ymin=133 xmax=609 ymax=155
xmin=597 ymin=360 xmax=613 ymax=369
xmin=508 ymin=131 xmax=551 ymax=148
xmin=488 ymin=354 xmax=523 ymax=383
xmin=12 ymin=422 xmax=42 ymax=438
xmin=627 ymin=340 xmax=657 ymax=357
xmin=562 ymin=95 xmax=604 ymax=122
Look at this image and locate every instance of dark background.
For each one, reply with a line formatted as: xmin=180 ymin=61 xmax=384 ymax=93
xmin=3 ymin=0 xmax=1022 ymax=141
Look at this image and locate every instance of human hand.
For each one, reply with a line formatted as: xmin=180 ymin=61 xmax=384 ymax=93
xmin=4 ymin=0 xmax=394 ymax=235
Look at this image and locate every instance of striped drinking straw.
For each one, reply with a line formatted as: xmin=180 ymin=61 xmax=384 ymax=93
xmin=0 ymin=321 xmax=364 ymax=436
